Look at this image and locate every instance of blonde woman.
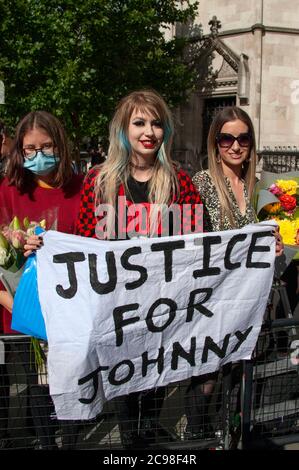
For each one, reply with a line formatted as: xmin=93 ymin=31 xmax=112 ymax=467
xmin=77 ymin=89 xmax=202 ymax=240
xmin=76 ymin=89 xmax=203 ymax=448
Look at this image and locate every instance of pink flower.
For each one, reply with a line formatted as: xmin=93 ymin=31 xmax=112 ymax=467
xmin=1 ymin=226 xmax=13 ymax=243
xmin=269 ymin=184 xmax=283 ymax=196
xmin=11 ymin=229 xmax=27 ymax=249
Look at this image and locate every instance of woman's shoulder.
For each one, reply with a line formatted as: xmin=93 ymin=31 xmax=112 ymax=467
xmin=175 ymin=168 xmax=201 ymax=195
xmin=70 ymin=172 xmax=84 ymax=185
xmin=83 ymin=166 xmax=101 ymax=186
xmin=0 ymin=176 xmax=17 ymax=195
xmin=192 ymin=170 xmax=213 ymax=189
xmin=0 ymin=177 xmax=9 ymax=202
xmin=175 ymin=167 xmax=193 ymax=182
xmin=0 ymin=175 xmax=11 ymax=189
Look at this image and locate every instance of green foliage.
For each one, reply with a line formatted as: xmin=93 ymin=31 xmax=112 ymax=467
xmin=30 ymin=337 xmax=46 ymax=371
xmin=0 ymin=0 xmax=199 ymax=150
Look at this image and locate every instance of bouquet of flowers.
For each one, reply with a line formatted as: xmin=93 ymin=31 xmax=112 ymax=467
xmin=0 ymin=215 xmax=46 ymax=296
xmin=0 ymin=215 xmax=50 ymax=371
xmin=259 ymin=178 xmax=299 ymax=246
xmin=253 ymin=170 xmax=299 ymax=265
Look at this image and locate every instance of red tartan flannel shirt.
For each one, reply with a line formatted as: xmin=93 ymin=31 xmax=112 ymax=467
xmin=76 ymin=166 xmax=204 ymax=239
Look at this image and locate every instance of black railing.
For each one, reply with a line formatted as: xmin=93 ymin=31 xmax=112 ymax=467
xmin=174 ymin=149 xmax=299 ymax=177
xmin=259 ymin=150 xmax=299 ymax=173
xmin=1 ymin=282 xmax=298 ymax=450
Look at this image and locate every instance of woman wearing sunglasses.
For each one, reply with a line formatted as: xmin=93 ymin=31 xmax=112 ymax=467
xmin=184 ymin=106 xmax=283 ymax=441
xmin=193 ymin=107 xmax=282 ymax=254
xmin=192 ymin=106 xmax=257 ymax=233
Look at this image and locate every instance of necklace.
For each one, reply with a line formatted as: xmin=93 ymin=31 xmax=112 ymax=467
xmin=130 ymin=161 xmax=154 ymax=171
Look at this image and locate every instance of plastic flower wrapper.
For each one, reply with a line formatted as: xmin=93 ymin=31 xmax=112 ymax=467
xmin=0 ymin=217 xmax=47 ymax=372
xmin=0 ymin=210 xmax=58 ymax=372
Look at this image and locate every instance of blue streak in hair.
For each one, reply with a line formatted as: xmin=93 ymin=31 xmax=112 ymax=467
xmin=157 ymin=145 xmax=167 ymax=165
xmin=119 ymin=130 xmax=131 ymax=153
xmin=163 ymin=122 xmax=173 ymax=144
xmin=157 ymin=122 xmax=173 ymax=164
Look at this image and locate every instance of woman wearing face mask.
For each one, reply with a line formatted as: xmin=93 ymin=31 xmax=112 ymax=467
xmin=0 ymin=110 xmax=84 ymax=449
xmin=0 ymin=110 xmax=84 ymax=315
xmin=0 ymin=110 xmax=84 ymax=321
xmin=1 ymin=110 xmax=83 ymax=237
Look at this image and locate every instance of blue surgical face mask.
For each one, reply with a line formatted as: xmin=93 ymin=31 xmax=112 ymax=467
xmin=23 ymin=151 xmax=59 ymax=175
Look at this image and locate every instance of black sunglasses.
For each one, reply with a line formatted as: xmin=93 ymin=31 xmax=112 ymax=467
xmin=216 ymin=133 xmax=252 ymax=148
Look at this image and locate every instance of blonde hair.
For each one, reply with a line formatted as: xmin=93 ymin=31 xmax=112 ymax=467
xmin=95 ymin=89 xmax=179 ymax=236
xmin=208 ymin=106 xmax=257 ymax=229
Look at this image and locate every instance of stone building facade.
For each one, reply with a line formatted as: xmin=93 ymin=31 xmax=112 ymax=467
xmin=173 ymin=0 xmax=299 ymax=174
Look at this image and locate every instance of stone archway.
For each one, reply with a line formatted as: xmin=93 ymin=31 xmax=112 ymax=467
xmin=173 ymin=17 xmax=250 ymax=174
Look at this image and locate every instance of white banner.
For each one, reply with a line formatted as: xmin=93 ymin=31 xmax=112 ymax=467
xmin=37 ymin=222 xmax=276 ymax=420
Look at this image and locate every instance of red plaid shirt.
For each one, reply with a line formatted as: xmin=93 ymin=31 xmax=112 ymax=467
xmin=76 ymin=166 xmax=204 ymax=239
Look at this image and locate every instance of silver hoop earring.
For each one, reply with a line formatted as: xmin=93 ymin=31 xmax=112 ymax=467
xmin=216 ymin=155 xmax=221 ymax=164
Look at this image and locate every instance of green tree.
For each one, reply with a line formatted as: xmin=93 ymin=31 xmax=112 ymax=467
xmin=0 ymin=0 xmax=199 ymax=153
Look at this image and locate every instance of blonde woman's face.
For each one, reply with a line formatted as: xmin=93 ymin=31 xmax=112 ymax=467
xmin=217 ymin=119 xmax=251 ymax=171
xmin=128 ymin=108 xmax=164 ymax=163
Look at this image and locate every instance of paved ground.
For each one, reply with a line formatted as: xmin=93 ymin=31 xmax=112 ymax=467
xmin=285 ymin=443 xmax=299 ymax=449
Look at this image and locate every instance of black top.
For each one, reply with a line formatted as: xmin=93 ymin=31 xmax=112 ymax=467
xmin=126 ymin=175 xmax=149 ymax=203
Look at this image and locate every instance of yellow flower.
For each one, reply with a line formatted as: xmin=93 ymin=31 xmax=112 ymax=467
xmin=276 ymin=179 xmax=298 ymax=196
xmin=264 ymin=202 xmax=281 ymax=214
xmin=275 ymin=218 xmax=297 ymax=245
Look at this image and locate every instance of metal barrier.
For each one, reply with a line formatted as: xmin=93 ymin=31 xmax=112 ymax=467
xmin=0 ymin=336 xmax=227 ymax=450
xmin=259 ymin=151 xmax=299 ymax=173
xmin=1 ymin=286 xmax=298 ymax=450
xmin=242 ymin=318 xmax=299 ymax=449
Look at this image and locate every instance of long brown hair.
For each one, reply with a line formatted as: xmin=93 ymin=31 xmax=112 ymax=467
xmin=208 ymin=106 xmax=257 ymax=228
xmin=6 ymin=111 xmax=73 ymax=190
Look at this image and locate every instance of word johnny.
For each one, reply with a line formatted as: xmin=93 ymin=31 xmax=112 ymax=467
xmin=36 ymin=222 xmax=276 ymax=420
